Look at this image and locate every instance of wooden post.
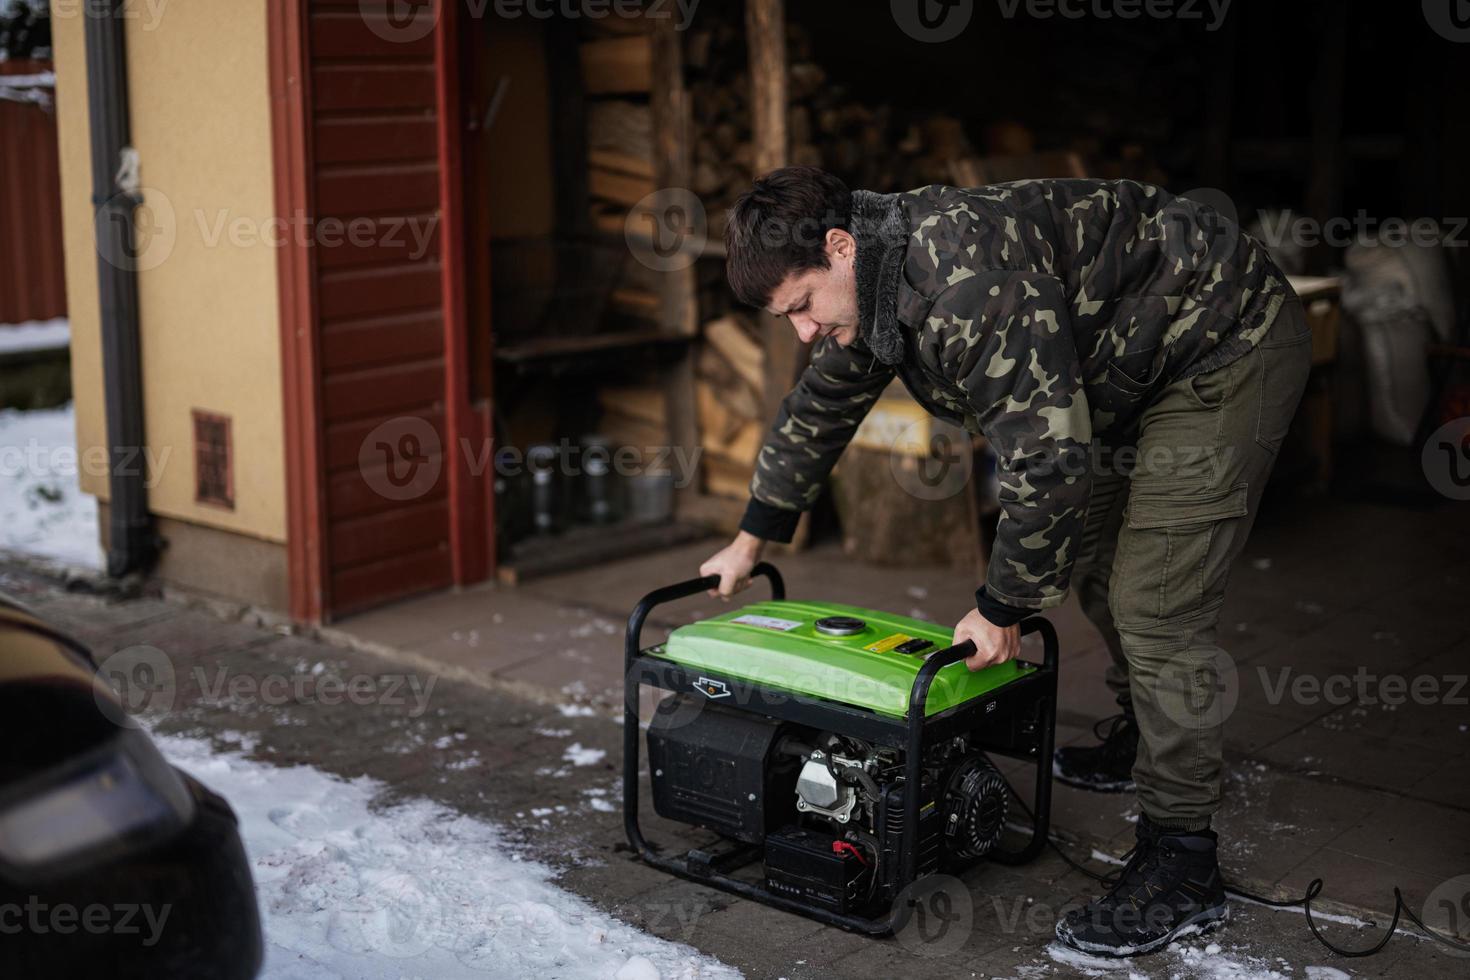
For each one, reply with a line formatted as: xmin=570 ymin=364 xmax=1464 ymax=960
xmin=746 ymin=0 xmax=800 ymax=423
xmin=435 ymin=0 xmax=491 ymax=586
xmin=746 ymin=0 xmax=787 ymax=180
xmin=744 ymin=0 xmax=811 ymax=548
xmin=650 ymin=17 xmax=698 ymax=339
xmin=650 ymin=15 xmax=700 ymax=506
xmin=266 ymin=0 xmax=326 ymax=623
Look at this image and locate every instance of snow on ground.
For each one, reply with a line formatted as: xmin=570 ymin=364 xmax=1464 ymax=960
xmin=0 ymin=317 xmax=69 ymax=354
xmin=156 ymin=733 xmax=741 ymax=980
xmin=1043 ymin=938 xmax=1345 ymax=979
xmin=0 ymin=402 xmax=103 ymax=570
xmin=564 ymin=742 xmax=608 ymax=766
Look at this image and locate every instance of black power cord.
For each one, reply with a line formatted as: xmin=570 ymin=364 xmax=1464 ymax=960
xmin=998 ymin=773 xmax=1470 ymax=959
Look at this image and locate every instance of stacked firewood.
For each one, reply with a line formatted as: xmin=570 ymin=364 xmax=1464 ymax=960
xmin=579 ymin=16 xmax=662 ymax=325
xmin=694 ymin=314 xmax=766 ymax=499
xmin=597 ymin=380 xmax=667 ymax=453
xmin=592 ymin=310 xmax=766 ymax=497
xmin=685 ymin=14 xmax=979 ymax=226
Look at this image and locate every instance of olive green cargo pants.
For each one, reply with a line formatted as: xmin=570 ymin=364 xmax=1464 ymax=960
xmin=1069 ymin=297 xmax=1313 ymax=832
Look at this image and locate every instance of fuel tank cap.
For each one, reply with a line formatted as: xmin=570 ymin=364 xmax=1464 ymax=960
xmin=814 ymin=616 xmax=867 ymax=636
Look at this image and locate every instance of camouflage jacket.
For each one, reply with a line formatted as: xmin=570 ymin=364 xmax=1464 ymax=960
xmin=741 ymin=179 xmax=1291 ymax=617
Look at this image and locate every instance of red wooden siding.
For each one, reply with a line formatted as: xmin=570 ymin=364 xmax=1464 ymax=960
xmin=306 ymin=0 xmax=455 ymax=616
xmin=0 ymin=61 xmax=66 ymax=325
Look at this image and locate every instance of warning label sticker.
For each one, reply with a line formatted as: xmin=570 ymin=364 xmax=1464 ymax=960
xmin=864 ymin=633 xmax=914 ymax=654
xmin=731 ymin=613 xmax=802 ymax=632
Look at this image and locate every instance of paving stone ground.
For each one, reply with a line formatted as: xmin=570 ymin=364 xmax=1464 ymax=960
xmin=3 ymin=490 xmax=1467 ymax=977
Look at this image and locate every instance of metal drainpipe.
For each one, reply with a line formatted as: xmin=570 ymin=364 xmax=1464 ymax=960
xmin=83 ymin=0 xmax=157 ymax=577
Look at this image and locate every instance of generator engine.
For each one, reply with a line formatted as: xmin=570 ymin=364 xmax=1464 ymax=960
xmin=647 ymin=696 xmax=1010 ymax=914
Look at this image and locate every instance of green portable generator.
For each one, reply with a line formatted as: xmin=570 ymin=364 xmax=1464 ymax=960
xmin=622 ymin=563 xmax=1058 ymax=935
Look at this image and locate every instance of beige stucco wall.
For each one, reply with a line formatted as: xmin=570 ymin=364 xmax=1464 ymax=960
xmin=52 ymin=0 xmax=286 ymax=544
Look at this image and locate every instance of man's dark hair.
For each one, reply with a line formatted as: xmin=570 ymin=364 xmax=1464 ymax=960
xmin=725 ymin=166 xmax=851 ymax=309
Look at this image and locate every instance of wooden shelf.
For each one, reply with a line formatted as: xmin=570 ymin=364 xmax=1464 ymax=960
xmin=493 ymin=329 xmax=691 ymax=365
xmin=497 ymin=519 xmax=712 ymax=584
xmin=592 ymin=224 xmax=728 ymax=260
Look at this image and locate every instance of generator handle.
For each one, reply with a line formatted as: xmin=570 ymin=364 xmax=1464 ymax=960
xmin=906 ymin=615 xmax=1058 ymax=716
xmin=624 ymin=562 xmax=785 ymax=664
xmin=1022 ymin=615 xmax=1060 ymax=672
xmin=900 ymin=615 xmax=1058 ymax=890
xmin=623 ymin=563 xmax=785 ymax=879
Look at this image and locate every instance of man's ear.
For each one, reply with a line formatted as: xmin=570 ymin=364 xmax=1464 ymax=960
xmin=826 ymin=228 xmax=856 ymax=262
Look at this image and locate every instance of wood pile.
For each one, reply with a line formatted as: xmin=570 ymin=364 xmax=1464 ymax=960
xmin=684 ymin=11 xmax=985 ymax=230
xmin=579 ymin=17 xmax=661 ymax=324
xmin=592 ymin=311 xmax=765 ymax=501
xmin=694 ymin=313 xmax=766 ymax=500
xmin=597 ymin=381 xmax=667 ymax=453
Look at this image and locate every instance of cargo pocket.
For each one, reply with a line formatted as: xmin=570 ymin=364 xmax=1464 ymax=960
xmin=1116 ymin=483 xmax=1249 ymax=624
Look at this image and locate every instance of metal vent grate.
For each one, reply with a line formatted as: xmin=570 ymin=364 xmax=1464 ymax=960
xmin=192 ymin=410 xmax=234 ymax=509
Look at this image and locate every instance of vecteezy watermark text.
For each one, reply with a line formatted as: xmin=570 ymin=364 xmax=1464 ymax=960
xmin=359 ymin=0 xmax=700 ymax=46
xmin=1257 ymin=667 xmax=1468 ymax=708
xmin=359 ymin=416 xmax=703 ymax=503
xmin=0 ymin=898 xmax=171 ymax=948
xmin=994 ymin=0 xmax=1233 ymax=31
xmin=1255 ymin=210 xmax=1468 ymax=250
xmin=194 ymin=211 xmax=438 ymax=261
xmin=50 ymin=0 xmax=169 ymax=32
xmin=194 ymin=667 xmax=438 ymax=717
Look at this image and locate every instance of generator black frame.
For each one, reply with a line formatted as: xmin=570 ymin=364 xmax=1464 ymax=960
xmin=622 ymin=562 xmax=1059 ymax=936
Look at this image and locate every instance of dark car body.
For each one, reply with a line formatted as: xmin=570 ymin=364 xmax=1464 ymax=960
xmin=0 ymin=596 xmax=263 ymax=979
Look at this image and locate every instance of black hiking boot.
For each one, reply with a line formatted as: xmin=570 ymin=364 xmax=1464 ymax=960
xmin=1054 ymin=816 xmax=1229 ymax=957
xmin=1053 ymin=712 xmax=1139 ymax=793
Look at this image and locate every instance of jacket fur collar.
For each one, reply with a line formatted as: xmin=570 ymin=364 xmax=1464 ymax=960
xmin=849 ymin=189 xmax=909 ymax=366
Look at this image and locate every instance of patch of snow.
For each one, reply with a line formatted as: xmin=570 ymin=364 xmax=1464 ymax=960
xmin=557 ymin=703 xmax=597 ymax=718
xmin=0 ymin=403 xmax=103 ymax=569
xmin=0 ymin=317 xmax=68 ymax=353
xmin=1304 ymin=968 xmax=1351 ymax=980
xmin=615 ymin=956 xmax=662 ymax=980
xmin=0 ymin=71 xmax=55 ymax=89
xmin=1043 ymin=943 xmax=1117 ymax=975
xmin=1047 ymin=937 xmax=1294 ymax=979
xmin=154 ymin=733 xmax=739 ymax=979
xmin=1170 ymin=941 xmax=1288 ymax=978
xmin=563 ymin=743 xmax=607 ymax=767
xmin=569 ymin=617 xmax=619 ymax=639
xmin=1228 ymin=893 xmax=1375 ymax=930
xmin=217 ymin=730 xmax=262 ymax=753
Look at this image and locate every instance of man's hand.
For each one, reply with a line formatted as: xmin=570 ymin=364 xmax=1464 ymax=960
xmin=953 ymin=608 xmax=1020 ymax=671
xmin=699 ymin=531 xmax=767 ymax=599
